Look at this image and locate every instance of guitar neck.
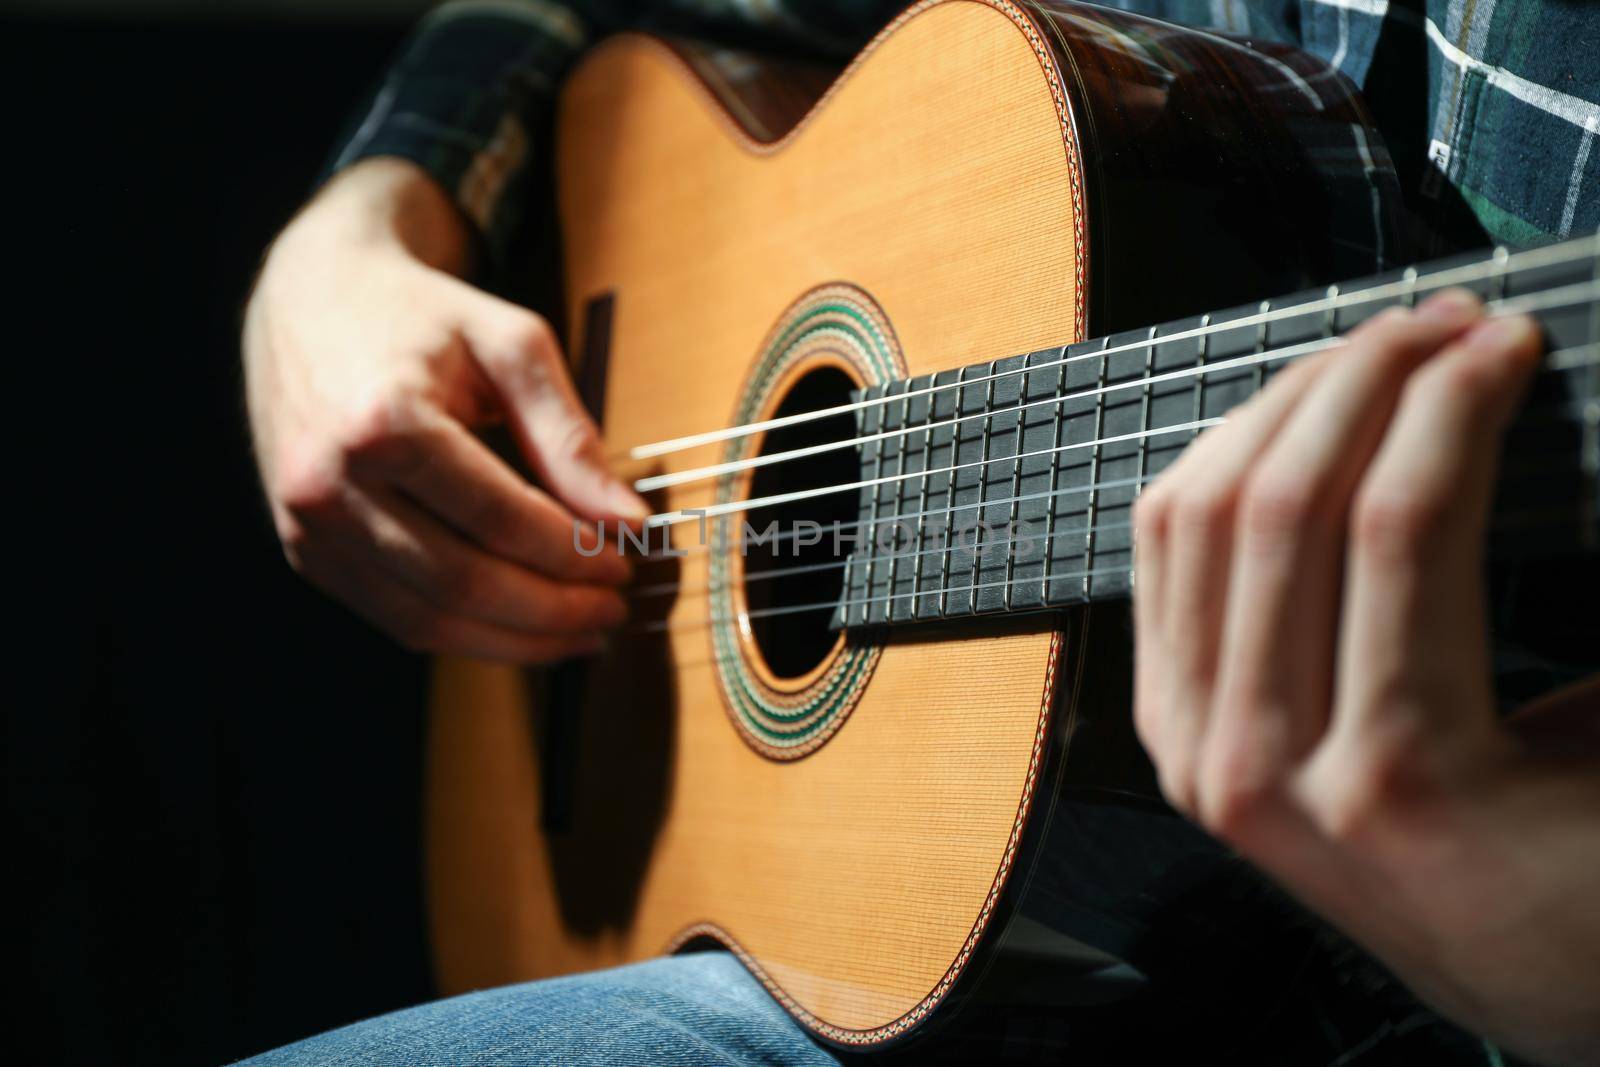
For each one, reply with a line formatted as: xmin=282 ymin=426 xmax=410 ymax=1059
xmin=834 ymin=237 xmax=1600 ymax=631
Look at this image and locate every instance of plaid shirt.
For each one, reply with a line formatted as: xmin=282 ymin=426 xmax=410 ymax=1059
xmin=332 ymin=0 xmax=1599 ymax=268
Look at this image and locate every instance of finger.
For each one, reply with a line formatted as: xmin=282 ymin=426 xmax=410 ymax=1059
xmin=1201 ymin=291 xmax=1484 ymax=808
xmin=1132 ymin=480 xmax=1173 ymax=764
xmin=1145 ymin=353 xmax=1329 ymax=809
xmin=293 ymin=481 xmax=629 ymax=635
xmin=295 ymin=538 xmax=610 ymax=664
xmin=344 ymin=405 xmax=632 ymax=585
xmin=454 ymin=286 xmax=649 ymax=523
xmin=1331 ymin=313 xmax=1542 ymax=752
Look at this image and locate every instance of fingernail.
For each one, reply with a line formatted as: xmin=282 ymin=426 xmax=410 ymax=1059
xmin=609 ymin=480 xmax=650 ymax=521
xmin=1469 ymin=314 xmax=1539 ymax=349
xmin=1416 ymin=288 xmax=1481 ymax=322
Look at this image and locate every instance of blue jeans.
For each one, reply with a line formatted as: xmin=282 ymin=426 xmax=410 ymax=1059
xmin=237 ymin=952 xmax=838 ymax=1065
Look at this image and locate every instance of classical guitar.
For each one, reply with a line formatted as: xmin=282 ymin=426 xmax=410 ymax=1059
xmin=425 ymin=0 xmax=1600 ymax=1054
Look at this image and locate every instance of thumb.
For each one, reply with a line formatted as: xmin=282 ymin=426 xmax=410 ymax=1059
xmin=455 ymin=287 xmax=648 ymax=523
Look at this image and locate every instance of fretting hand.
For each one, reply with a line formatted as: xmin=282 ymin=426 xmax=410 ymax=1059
xmin=244 ymin=158 xmax=647 ymax=662
xmin=1133 ymin=288 xmax=1600 ymax=1067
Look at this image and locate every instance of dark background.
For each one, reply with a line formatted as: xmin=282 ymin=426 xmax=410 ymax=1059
xmin=10 ymin=4 xmax=444 ymax=1064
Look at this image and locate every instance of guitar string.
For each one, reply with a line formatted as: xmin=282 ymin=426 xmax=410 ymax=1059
xmin=631 ymin=401 xmax=1587 ymax=599
xmin=646 ymin=417 xmax=1222 ymax=529
xmin=629 ymin=408 xmax=1589 ymax=603
xmin=634 ymin=280 xmax=1600 ymax=495
xmin=639 ymin=324 xmax=1600 ymax=532
xmin=620 ymin=345 xmax=1600 ymax=629
xmin=625 ymin=235 xmax=1600 ymax=462
xmin=625 ymin=356 xmax=1599 ymax=567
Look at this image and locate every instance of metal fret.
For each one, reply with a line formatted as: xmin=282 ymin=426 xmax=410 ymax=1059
xmin=1129 ymin=320 xmax=1164 ymax=596
xmin=910 ymin=373 xmax=937 ymax=619
xmin=1585 ymin=244 xmax=1600 ymax=545
xmin=968 ymin=360 xmax=1000 ymax=615
xmin=858 ymin=383 xmax=892 ymax=626
xmin=1489 ymin=245 xmax=1511 ymax=302
xmin=1039 ymin=346 xmax=1070 ymax=606
xmin=1002 ymin=361 xmax=1031 ymax=611
xmin=1081 ymin=338 xmax=1113 ymax=601
xmin=1252 ymin=298 xmax=1272 ymax=396
xmin=937 ymin=367 xmax=969 ymax=619
xmin=1400 ymin=266 xmax=1418 ymax=308
xmin=883 ymin=379 xmax=916 ymax=622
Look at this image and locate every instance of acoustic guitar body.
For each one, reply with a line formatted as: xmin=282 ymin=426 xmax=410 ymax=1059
xmin=426 ymin=1 xmax=1400 ymax=1054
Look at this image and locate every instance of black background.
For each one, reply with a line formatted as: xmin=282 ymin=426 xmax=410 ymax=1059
xmin=9 ymin=10 xmax=438 ymax=1065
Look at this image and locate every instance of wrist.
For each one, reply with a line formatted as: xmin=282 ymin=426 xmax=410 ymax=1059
xmin=298 ymin=156 xmax=475 ymax=275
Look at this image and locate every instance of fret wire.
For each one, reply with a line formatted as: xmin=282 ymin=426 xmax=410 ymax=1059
xmin=938 ymin=368 xmax=969 ymax=619
xmin=1192 ymin=314 xmax=1209 ymax=431
xmin=1252 ymin=298 xmax=1271 ymax=397
xmin=1586 ymin=251 xmax=1600 ymax=544
xmin=858 ymin=383 xmax=891 ymax=627
xmin=834 ymin=401 xmax=863 ymax=628
xmin=884 ymin=379 xmax=916 ymax=623
xmin=629 ymin=236 xmax=1600 ymax=462
xmin=1002 ymin=360 xmax=1031 ymax=612
xmin=1082 ymin=337 xmax=1113 ymax=601
xmin=1400 ymin=266 xmax=1418 ymax=309
xmin=1489 ymin=246 xmax=1510 ymax=302
xmin=968 ymin=360 xmax=1001 ymax=616
xmin=910 ymin=373 xmax=937 ymax=621
xmin=1039 ymin=344 xmax=1070 ymax=606
xmin=1129 ymin=316 xmax=1164 ymax=597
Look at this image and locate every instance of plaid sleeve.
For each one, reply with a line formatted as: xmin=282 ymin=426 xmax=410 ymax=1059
xmin=328 ymin=0 xmax=599 ymax=274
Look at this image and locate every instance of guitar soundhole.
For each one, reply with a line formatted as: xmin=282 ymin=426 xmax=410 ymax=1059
xmin=741 ymin=366 xmax=860 ymax=679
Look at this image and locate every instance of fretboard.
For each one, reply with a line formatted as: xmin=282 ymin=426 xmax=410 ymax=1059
xmin=833 ymin=237 xmax=1600 ymax=631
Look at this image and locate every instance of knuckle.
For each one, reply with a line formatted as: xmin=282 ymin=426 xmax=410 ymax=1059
xmin=340 ymin=388 xmax=427 ymax=466
xmin=1156 ymin=762 xmax=1199 ymax=819
xmin=1351 ymin=485 xmax=1444 ymax=563
xmin=1239 ymin=470 xmax=1317 ymax=544
xmin=432 ymin=556 xmax=488 ymax=610
xmin=1411 ymin=352 xmax=1501 ymax=413
xmin=488 ymin=314 xmax=557 ymax=374
xmin=1309 ymin=742 xmax=1431 ymax=846
xmin=1196 ymin=770 xmax=1276 ymax=843
xmin=275 ymin=447 xmax=341 ymax=517
xmin=1171 ymin=482 xmax=1237 ymax=543
xmin=506 ymin=312 xmax=555 ymax=354
xmin=275 ymin=515 xmax=313 ymax=563
xmin=468 ymin=493 xmax=523 ymax=545
xmin=1133 ymin=486 xmax=1172 ymax=544
xmin=553 ymin=415 xmax=602 ymax=465
xmin=392 ymin=610 xmax=445 ymax=654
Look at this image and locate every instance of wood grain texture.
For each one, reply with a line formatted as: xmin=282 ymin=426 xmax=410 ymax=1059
xmin=427 ymin=0 xmax=1083 ymax=1043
